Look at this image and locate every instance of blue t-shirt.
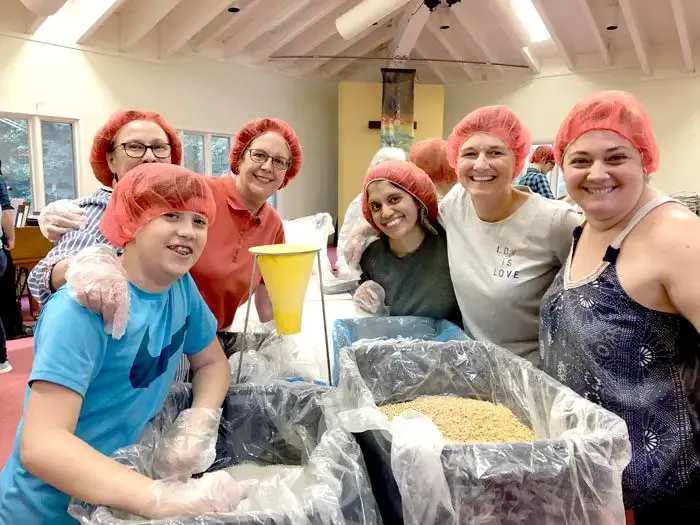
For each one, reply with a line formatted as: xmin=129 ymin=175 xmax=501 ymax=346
xmin=0 ymin=273 xmax=217 ymax=524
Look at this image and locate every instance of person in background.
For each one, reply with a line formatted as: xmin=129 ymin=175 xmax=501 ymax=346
xmin=0 ymin=159 xmax=32 ymax=344
xmin=515 ymin=145 xmax=556 ymax=198
xmin=539 ymin=91 xmax=700 ymax=522
xmin=0 ymin=163 xmax=236 ymax=524
xmin=408 ymin=138 xmax=458 ymax=200
xmin=0 ymin=161 xmax=14 ymax=373
xmin=335 ymin=147 xmax=406 ymax=278
xmin=34 ymin=116 xmax=302 ymax=362
xmin=353 ymin=160 xmax=462 ymax=327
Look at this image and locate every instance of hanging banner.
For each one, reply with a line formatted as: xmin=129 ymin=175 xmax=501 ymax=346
xmin=380 ymin=68 xmax=416 ymax=154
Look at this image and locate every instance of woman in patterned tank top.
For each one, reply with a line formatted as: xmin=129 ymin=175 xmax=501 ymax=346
xmin=540 ymin=91 xmax=700 ymax=523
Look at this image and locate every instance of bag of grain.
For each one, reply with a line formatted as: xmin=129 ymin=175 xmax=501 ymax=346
xmin=328 ymin=339 xmax=631 ymax=525
xmin=69 ymin=382 xmax=381 ymax=525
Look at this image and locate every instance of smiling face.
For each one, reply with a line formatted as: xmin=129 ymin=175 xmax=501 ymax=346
xmin=236 ymin=131 xmax=291 ymax=203
xmin=128 ymin=211 xmax=209 ymax=289
xmin=366 ymin=180 xmax=421 ymax=240
xmin=456 ymin=133 xmax=516 ymax=199
xmin=562 ymin=130 xmax=645 ymax=224
xmin=106 ymin=120 xmax=172 ymax=183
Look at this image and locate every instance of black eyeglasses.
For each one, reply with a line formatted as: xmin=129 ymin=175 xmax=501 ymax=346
xmin=248 ymin=149 xmax=290 ymax=171
xmin=115 ymin=142 xmax=172 ymax=159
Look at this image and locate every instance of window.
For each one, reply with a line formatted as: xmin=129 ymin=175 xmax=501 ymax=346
xmin=211 ymin=135 xmax=231 ymax=177
xmin=183 ymin=132 xmax=205 ymax=173
xmin=0 ymin=114 xmax=78 ymax=209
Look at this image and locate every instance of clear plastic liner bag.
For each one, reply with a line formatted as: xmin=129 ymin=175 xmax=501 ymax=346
xmin=335 ymin=196 xmax=368 ymax=282
xmin=331 ymin=317 xmax=468 ymax=386
xmin=330 ymin=339 xmax=632 ymax=525
xmin=282 ymin=213 xmax=335 ymax=280
xmin=69 ymin=382 xmax=382 ymax=525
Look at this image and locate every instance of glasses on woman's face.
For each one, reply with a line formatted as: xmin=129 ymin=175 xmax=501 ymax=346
xmin=248 ymin=148 xmax=290 ymax=171
xmin=116 ymin=142 xmax=172 ymax=159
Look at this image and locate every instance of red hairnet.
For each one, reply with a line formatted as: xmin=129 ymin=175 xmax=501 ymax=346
xmin=446 ymin=105 xmax=532 ymax=179
xmin=530 ymin=145 xmax=555 ymax=164
xmin=362 ymin=160 xmax=438 ymax=230
xmin=554 ymin=90 xmax=659 ymax=174
xmin=89 ymin=109 xmax=182 ymax=187
xmin=100 ymin=163 xmax=216 ymax=248
xmin=229 ymin=117 xmax=302 ymax=189
xmin=409 ymin=139 xmax=456 ymax=184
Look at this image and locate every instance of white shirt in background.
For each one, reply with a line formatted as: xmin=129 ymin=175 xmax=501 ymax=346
xmin=439 ymin=185 xmax=581 ymax=362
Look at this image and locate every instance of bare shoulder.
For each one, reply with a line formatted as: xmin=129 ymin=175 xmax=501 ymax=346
xmin=641 ymin=202 xmax=700 ymax=262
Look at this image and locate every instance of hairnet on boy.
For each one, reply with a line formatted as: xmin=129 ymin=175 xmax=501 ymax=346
xmin=530 ymin=145 xmax=555 ymax=164
xmin=100 ymin=164 xmax=217 ymax=248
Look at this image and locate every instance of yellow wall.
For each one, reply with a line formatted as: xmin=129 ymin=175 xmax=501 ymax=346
xmin=337 ymin=82 xmax=445 ymax=228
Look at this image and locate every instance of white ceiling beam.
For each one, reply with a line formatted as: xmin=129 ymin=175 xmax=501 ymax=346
xmin=76 ymin=0 xmax=127 ymax=44
xmin=391 ymin=0 xmax=430 ymax=59
xmin=192 ymin=0 xmax=268 ymax=52
xmin=451 ymin=2 xmax=506 ymax=76
xmin=119 ymin=0 xmax=183 ymax=50
xmin=414 ymin=42 xmax=446 ymax=84
xmin=530 ymin=0 xmax=574 ymax=70
xmin=248 ymin=0 xmax=346 ymax=62
xmin=425 ymin=20 xmax=478 ymax=81
xmin=671 ymin=0 xmax=695 ymax=73
xmin=488 ymin=0 xmax=539 ymax=72
xmin=223 ymin=0 xmax=314 ymax=58
xmin=575 ymin=0 xmax=610 ymax=66
xmin=618 ymin=0 xmax=651 ymax=76
xmin=319 ymin=28 xmax=393 ymax=80
xmin=159 ymin=0 xmax=231 ymax=58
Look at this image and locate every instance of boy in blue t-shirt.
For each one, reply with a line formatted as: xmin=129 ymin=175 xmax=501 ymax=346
xmin=0 ymin=164 xmax=239 ymax=523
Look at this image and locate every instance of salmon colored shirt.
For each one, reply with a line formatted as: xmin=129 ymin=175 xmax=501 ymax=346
xmin=191 ymin=174 xmax=285 ymax=330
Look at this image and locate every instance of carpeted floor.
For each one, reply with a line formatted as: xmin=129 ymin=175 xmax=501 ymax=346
xmin=0 ymin=336 xmax=33 ymax=468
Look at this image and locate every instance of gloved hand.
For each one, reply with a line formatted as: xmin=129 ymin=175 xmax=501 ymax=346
xmin=152 ymin=408 xmax=223 ymax=480
xmin=353 ymin=280 xmax=389 ymax=315
xmin=144 ymin=470 xmax=246 ymax=519
xmin=65 ymin=245 xmax=130 ymax=339
xmin=340 ymin=219 xmax=376 ymax=271
xmin=38 ymin=199 xmax=87 ymax=242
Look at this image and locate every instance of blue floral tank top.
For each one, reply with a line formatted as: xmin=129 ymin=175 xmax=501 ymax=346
xmin=540 ymin=197 xmax=700 ymax=508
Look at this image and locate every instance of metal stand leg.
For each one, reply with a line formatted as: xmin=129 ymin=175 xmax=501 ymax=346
xmin=236 ymin=255 xmax=259 ymax=384
xmin=317 ymin=252 xmax=332 ymax=386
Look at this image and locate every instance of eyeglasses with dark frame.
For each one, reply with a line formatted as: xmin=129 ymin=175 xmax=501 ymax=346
xmin=247 ymin=148 xmax=290 ymax=171
xmin=115 ymin=142 xmax=172 ymax=159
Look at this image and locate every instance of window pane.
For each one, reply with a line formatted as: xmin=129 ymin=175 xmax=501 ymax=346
xmin=211 ymin=135 xmax=231 ymax=177
xmin=42 ymin=121 xmax=77 ymax=204
xmin=0 ymin=117 xmax=33 ymax=205
xmin=183 ymin=133 xmax=205 ymax=173
xmin=267 ymin=193 xmax=276 ymax=209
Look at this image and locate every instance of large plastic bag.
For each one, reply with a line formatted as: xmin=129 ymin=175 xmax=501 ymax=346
xmin=331 ymin=317 xmax=468 ymax=386
xmin=335 ymin=195 xmax=368 ymax=282
xmin=69 ymin=382 xmax=382 ymax=525
xmin=283 ymin=213 xmax=335 ymax=279
xmin=330 ymin=339 xmax=631 ymax=525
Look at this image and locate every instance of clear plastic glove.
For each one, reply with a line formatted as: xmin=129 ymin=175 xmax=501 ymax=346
xmin=152 ymin=408 xmax=223 ymax=480
xmin=340 ymin=220 xmax=376 ymax=271
xmin=144 ymin=470 xmax=246 ymax=519
xmin=353 ymin=280 xmax=389 ymax=315
xmin=65 ymin=245 xmax=129 ymax=340
xmin=38 ymin=199 xmax=87 ymax=242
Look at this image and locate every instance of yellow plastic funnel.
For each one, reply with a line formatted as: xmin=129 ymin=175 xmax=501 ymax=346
xmin=250 ymin=244 xmax=320 ymax=335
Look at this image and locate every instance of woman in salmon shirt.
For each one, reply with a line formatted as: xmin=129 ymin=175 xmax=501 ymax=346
xmin=33 ymin=115 xmax=301 ymax=368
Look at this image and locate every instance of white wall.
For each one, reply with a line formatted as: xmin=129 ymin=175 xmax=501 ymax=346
xmin=444 ymin=70 xmax=700 ymax=194
xmin=0 ymin=34 xmax=338 ymax=219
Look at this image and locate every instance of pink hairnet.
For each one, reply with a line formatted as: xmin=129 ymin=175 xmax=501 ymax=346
xmin=362 ymin=160 xmax=439 ymax=230
xmin=530 ymin=145 xmax=555 ymax=164
xmin=409 ymin=139 xmax=456 ymax=184
xmin=554 ymin=90 xmax=659 ymax=174
xmin=229 ymin=117 xmax=302 ymax=189
xmin=446 ymin=105 xmax=532 ymax=179
xmin=90 ymin=109 xmax=182 ymax=187
xmin=100 ymin=163 xmax=216 ymax=248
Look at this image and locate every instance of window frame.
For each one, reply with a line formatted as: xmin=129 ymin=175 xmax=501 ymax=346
xmin=0 ymin=111 xmax=80 ymax=210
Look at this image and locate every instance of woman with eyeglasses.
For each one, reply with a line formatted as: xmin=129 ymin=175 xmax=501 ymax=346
xmin=30 ymin=114 xmax=302 ymax=378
